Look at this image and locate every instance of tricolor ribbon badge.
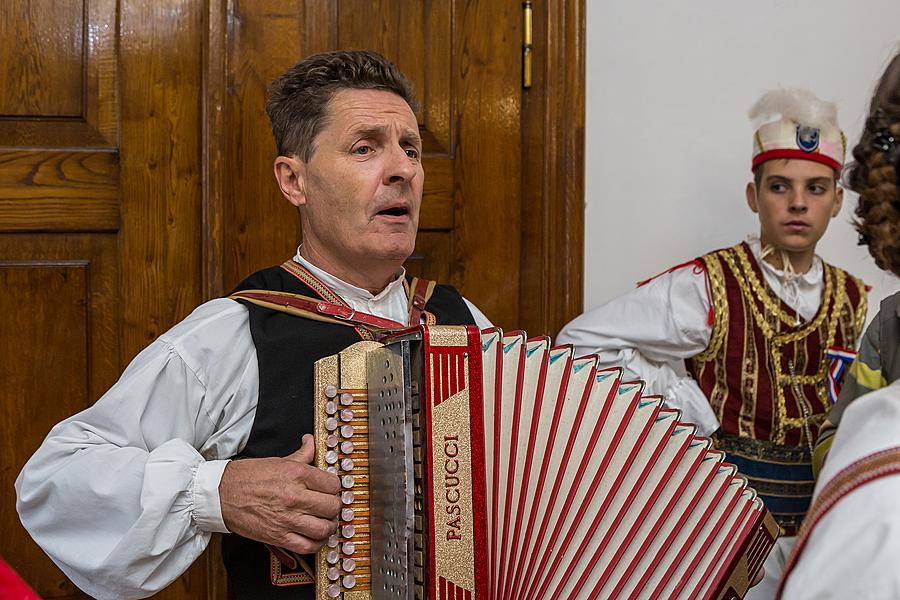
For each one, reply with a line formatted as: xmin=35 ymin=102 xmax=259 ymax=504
xmin=825 ymin=346 xmax=857 ymax=404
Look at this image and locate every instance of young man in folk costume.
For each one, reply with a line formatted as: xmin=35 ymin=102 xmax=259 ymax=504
xmin=15 ymin=51 xmax=492 ymax=600
xmin=557 ymin=88 xmax=867 ymax=599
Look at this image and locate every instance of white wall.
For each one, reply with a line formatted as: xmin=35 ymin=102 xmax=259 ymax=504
xmin=584 ymin=0 xmax=900 ymax=326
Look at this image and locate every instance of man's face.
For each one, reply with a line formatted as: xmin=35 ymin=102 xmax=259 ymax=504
xmin=280 ymin=88 xmax=423 ymax=276
xmin=746 ymin=159 xmax=843 ymax=255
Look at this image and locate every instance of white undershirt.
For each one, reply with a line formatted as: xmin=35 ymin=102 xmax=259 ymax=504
xmin=15 ymin=254 xmax=491 ymax=600
xmin=556 ymin=237 xmax=825 ymax=436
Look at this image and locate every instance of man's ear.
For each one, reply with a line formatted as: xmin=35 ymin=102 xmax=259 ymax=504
xmin=832 ymin=186 xmax=844 ymax=218
xmin=273 ymin=155 xmax=306 ymax=208
xmin=745 ymin=181 xmax=759 ymax=213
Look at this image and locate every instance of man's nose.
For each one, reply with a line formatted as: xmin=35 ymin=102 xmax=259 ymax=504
xmin=788 ymin=191 xmax=808 ymax=212
xmin=384 ymin=145 xmax=417 ymax=184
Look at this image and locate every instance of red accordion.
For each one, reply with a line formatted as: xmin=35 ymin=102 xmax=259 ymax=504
xmin=306 ymin=325 xmax=778 ymax=599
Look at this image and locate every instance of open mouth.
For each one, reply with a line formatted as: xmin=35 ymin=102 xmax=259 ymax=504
xmin=378 ymin=206 xmax=409 ymax=217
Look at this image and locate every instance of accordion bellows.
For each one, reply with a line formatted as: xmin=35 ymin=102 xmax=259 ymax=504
xmin=311 ymin=325 xmax=778 ymax=600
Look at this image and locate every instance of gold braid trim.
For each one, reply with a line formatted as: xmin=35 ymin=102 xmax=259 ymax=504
xmin=694 ymin=254 xmax=728 ymax=363
xmin=852 ymin=275 xmax=868 ymax=335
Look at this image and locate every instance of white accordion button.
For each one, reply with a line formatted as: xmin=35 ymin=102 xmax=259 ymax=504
xmin=326 ymin=550 xmax=339 ymax=564
xmin=340 ymin=425 xmax=354 ymax=438
xmin=326 ymin=466 xmax=338 ymax=476
xmin=325 ymin=450 xmax=338 ymax=465
xmin=325 ymin=434 xmax=339 ymax=448
xmin=324 ymin=385 xmax=337 ymax=398
xmin=340 ymin=392 xmax=353 ymax=406
xmin=341 ymin=491 xmax=354 ymax=505
xmin=342 ymin=541 xmax=355 ymax=555
xmin=341 ymin=475 xmax=355 ymax=488
xmin=327 ymin=566 xmax=339 ymax=581
xmin=326 ymin=583 xmax=340 ymax=598
xmin=325 ymin=400 xmax=337 ymax=415
xmin=341 ymin=507 xmax=354 ymax=521
xmin=325 ymin=417 xmax=338 ymax=431
xmin=340 ymin=458 xmax=354 ymax=471
xmin=340 ymin=409 xmax=354 ymax=422
xmin=342 ymin=574 xmax=356 ymax=589
xmin=340 ymin=440 xmax=354 ymax=454
xmin=327 ymin=534 xmax=339 ymax=548
xmin=342 ymin=558 xmax=356 ymax=572
xmin=341 ymin=524 xmax=355 ymax=538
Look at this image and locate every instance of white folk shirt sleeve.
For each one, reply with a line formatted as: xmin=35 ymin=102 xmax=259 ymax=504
xmin=780 ymin=380 xmax=900 ymax=598
xmin=16 ymin=298 xmax=258 ymax=600
xmin=556 ymin=265 xmax=721 ymax=436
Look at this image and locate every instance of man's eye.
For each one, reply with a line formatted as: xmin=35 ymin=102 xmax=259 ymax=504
xmin=770 ymin=183 xmax=787 ymax=192
xmin=354 ymin=145 xmax=373 ymax=155
xmin=809 ymin=185 xmax=826 ymax=194
xmin=405 ymin=148 xmax=420 ymax=159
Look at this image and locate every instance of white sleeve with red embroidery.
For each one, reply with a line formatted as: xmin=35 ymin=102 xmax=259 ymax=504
xmin=556 ymin=265 xmax=720 ymax=436
xmin=15 ymin=298 xmax=258 ymax=600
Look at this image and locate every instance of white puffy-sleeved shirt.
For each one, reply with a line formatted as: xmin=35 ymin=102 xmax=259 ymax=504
xmin=780 ymin=380 xmax=900 ymax=599
xmin=556 ymin=237 xmax=825 ymax=436
xmin=15 ymin=253 xmax=492 ymax=600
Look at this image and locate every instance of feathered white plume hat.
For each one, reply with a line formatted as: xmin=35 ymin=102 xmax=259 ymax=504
xmin=749 ymin=88 xmax=846 ymax=172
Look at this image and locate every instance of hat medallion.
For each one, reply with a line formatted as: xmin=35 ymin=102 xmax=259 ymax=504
xmin=796 ymin=125 xmax=820 ymax=153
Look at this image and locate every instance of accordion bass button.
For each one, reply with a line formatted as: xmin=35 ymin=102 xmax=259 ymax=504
xmin=326 ymin=466 xmax=338 ymax=475
xmin=324 ymin=385 xmax=338 ymax=399
xmin=325 ymin=417 xmax=338 ymax=431
xmin=340 ymin=409 xmax=354 ymax=422
xmin=340 ymin=441 xmax=354 ymax=454
xmin=340 ymin=393 xmax=353 ymax=406
xmin=327 ymin=566 xmax=340 ymax=581
xmin=326 ymin=435 xmax=339 ymax=448
xmin=340 ymin=458 xmax=354 ymax=471
xmin=341 ymin=507 xmax=354 ymax=521
xmin=341 ymin=475 xmax=355 ymax=489
xmin=342 ymin=558 xmax=356 ymax=572
xmin=325 ymin=450 xmax=339 ymax=465
xmin=341 ymin=524 xmax=356 ymax=538
xmin=325 ymin=401 xmax=337 ymax=415
xmin=341 ymin=491 xmax=354 ymax=504
xmin=327 ymin=534 xmax=339 ymax=548
xmin=326 ymin=583 xmax=341 ymax=598
xmin=326 ymin=550 xmax=339 ymax=564
xmin=342 ymin=541 xmax=355 ymax=555
xmin=342 ymin=575 xmax=356 ymax=589
xmin=340 ymin=425 xmax=354 ymax=438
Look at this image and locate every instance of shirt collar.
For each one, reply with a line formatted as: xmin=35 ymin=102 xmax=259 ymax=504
xmin=292 ymin=247 xmax=408 ymax=304
xmin=746 ymin=235 xmax=823 ymax=286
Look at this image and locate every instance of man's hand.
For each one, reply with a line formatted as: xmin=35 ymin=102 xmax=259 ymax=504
xmin=219 ymin=434 xmax=341 ymax=553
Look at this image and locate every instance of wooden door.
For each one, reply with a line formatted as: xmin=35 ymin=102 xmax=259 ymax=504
xmin=1 ymin=1 xmax=583 ymax=598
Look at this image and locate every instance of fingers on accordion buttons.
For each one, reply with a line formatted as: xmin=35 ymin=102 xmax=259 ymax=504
xmin=326 ymin=466 xmax=338 ymax=475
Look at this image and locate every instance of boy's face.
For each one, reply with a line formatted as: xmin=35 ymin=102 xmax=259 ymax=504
xmin=746 ymin=158 xmax=843 ymax=257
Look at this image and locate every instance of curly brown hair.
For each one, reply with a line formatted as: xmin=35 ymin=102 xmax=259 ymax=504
xmin=845 ymin=50 xmax=900 ymax=276
xmin=266 ymin=50 xmax=418 ymax=162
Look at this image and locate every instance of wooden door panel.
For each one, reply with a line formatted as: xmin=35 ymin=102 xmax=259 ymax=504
xmin=0 ymin=235 xmax=120 ymax=600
